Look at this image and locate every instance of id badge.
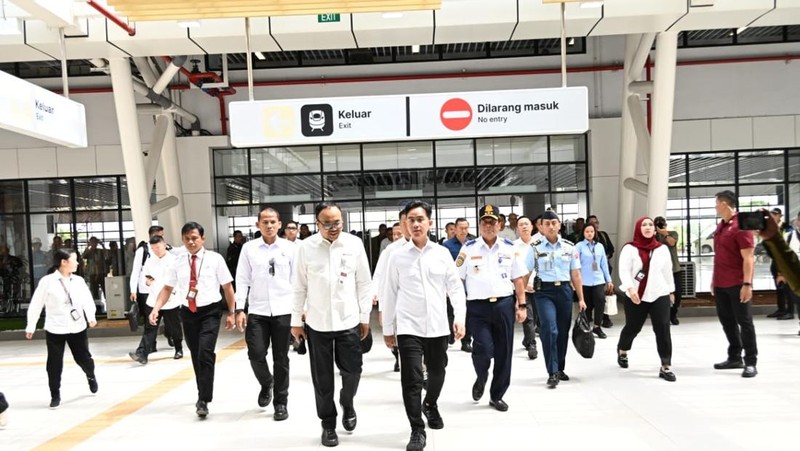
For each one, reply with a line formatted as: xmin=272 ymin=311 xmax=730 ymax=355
xmin=338 ymin=271 xmax=348 ymax=285
xmin=592 ymin=262 xmax=598 ymax=271
xmin=186 ymin=286 xmax=198 ymax=301
xmin=70 ymin=309 xmax=81 ymax=321
xmin=635 ymin=271 xmax=646 ymax=281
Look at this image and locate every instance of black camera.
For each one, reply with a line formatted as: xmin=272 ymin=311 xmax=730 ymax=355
xmin=533 ymin=276 xmax=543 ymax=292
xmin=654 ymin=217 xmax=667 ymax=230
xmin=738 ymin=211 xmax=768 ymax=231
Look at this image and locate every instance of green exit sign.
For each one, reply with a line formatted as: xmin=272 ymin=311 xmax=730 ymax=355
xmin=318 ymin=13 xmax=341 ymax=23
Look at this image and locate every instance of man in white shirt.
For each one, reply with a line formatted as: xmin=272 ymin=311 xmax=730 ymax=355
xmin=128 ymin=236 xmax=182 ymax=364
xmin=514 ymin=216 xmax=539 ymax=360
xmin=291 ymin=202 xmax=372 ymax=448
xmin=129 ymin=226 xmax=165 ymax=320
xmin=235 ymin=207 xmax=296 ymax=422
xmin=149 ymin=222 xmax=236 ymax=418
xmin=283 ymin=221 xmax=300 ymax=242
xmin=382 ymin=201 xmax=466 ymax=451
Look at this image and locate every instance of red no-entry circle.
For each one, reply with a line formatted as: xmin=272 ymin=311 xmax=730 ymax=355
xmin=440 ymin=98 xmax=472 ymax=131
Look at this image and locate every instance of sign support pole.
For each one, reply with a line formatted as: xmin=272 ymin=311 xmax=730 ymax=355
xmin=59 ymin=27 xmax=69 ymax=98
xmin=560 ymin=3 xmax=567 ymax=87
xmin=245 ymin=17 xmax=254 ymax=101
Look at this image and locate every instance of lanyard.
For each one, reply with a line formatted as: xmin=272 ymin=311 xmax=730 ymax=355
xmin=588 ymin=242 xmax=597 ymax=262
xmin=58 ymin=278 xmax=74 ymax=307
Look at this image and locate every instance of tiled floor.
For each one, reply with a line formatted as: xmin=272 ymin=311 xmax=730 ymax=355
xmin=1 ymin=314 xmax=799 ymax=451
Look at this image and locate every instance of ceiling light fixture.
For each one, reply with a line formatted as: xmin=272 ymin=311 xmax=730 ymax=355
xmin=736 ymin=26 xmax=748 ymax=34
xmin=411 ymin=44 xmax=420 ymax=53
xmin=254 ymin=52 xmax=266 ymax=60
xmin=568 ymin=37 xmax=575 ymax=45
xmin=177 ymin=19 xmax=200 ymax=28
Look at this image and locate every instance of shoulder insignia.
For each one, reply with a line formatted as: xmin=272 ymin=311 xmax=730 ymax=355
xmin=502 ymin=238 xmax=514 ymax=246
xmin=562 ymin=239 xmax=575 ymax=246
xmin=532 ymin=239 xmax=541 ymax=246
xmin=465 ymin=239 xmax=476 ymax=247
xmin=455 ymin=252 xmax=466 ymax=267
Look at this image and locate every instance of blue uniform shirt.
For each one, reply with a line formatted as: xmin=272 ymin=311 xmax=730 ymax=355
xmin=532 ymin=238 xmax=581 ymax=282
xmin=575 ymin=240 xmax=611 ymax=287
xmin=443 ymin=236 xmax=465 ymax=261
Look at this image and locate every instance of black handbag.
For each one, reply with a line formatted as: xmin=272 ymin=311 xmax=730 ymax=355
xmin=126 ymin=302 xmax=139 ymax=332
xmin=571 ymin=312 xmax=595 ymax=358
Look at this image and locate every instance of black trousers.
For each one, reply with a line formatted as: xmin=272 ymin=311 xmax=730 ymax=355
xmin=245 ymin=313 xmax=291 ymax=406
xmin=398 ymin=335 xmax=448 ymax=432
xmin=617 ymin=295 xmax=673 ymax=366
xmin=307 ymin=325 xmax=363 ymax=429
xmin=45 ymin=329 xmax=95 ymax=398
xmin=181 ymin=302 xmax=223 ymax=403
xmin=447 ymin=298 xmax=471 ymax=344
xmin=714 ymin=286 xmax=758 ymax=366
xmin=467 ymin=296 xmax=515 ymax=401
xmin=136 ymin=292 xmax=149 ymax=321
xmin=583 ymin=284 xmax=606 ymax=327
xmin=137 ymin=306 xmax=183 ymax=355
xmin=521 ymin=292 xmax=539 ymax=350
xmin=670 ymin=271 xmax=683 ymax=320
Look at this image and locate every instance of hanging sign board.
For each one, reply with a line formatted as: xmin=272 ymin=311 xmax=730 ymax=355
xmin=229 ymin=86 xmax=588 ymax=147
xmin=0 ymin=70 xmax=88 ymax=148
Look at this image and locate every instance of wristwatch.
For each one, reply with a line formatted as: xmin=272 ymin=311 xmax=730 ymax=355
xmin=742 ymin=282 xmax=752 ymax=287
xmin=517 ymin=304 xmax=527 ymax=309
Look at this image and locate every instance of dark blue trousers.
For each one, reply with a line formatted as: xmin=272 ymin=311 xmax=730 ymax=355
xmin=466 ymin=296 xmax=515 ymax=401
xmin=534 ymin=284 xmax=573 ymax=375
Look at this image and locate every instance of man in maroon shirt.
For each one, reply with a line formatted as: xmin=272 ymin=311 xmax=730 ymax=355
xmin=711 ymin=190 xmax=758 ymax=378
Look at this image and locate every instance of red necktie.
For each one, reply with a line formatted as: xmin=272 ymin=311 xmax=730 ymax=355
xmin=188 ymin=254 xmax=198 ymax=313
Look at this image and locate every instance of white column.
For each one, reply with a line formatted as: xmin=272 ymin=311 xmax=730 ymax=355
xmin=616 ymin=35 xmax=640 ymax=243
xmin=647 ymin=32 xmax=678 ymax=217
xmin=157 ymin=116 xmax=186 ymax=244
xmin=109 ymin=57 xmax=152 ymax=241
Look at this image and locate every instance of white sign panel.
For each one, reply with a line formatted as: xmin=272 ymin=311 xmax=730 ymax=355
xmin=230 ymin=95 xmax=407 ymax=147
xmin=229 ymin=87 xmax=588 ymax=147
xmin=410 ymin=87 xmax=588 ymax=138
xmin=0 ymin=70 xmax=88 ymax=148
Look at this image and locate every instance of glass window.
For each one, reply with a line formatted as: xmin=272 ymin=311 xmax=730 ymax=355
xmin=789 ymin=183 xmax=800 ymax=221
xmin=476 ymin=137 xmax=547 ymax=165
xmin=323 ymin=173 xmax=363 ymax=200
xmin=436 ymin=196 xmax=478 ymax=238
xmin=214 ymin=148 xmax=249 ymax=176
xmin=477 ymin=165 xmax=548 ymax=195
xmin=435 ymin=168 xmax=475 ymax=197
xmin=669 ymin=155 xmax=687 ymax=187
xmin=0 ymin=214 xmax=30 ymax=313
xmin=0 ymin=180 xmax=25 ymax=213
xmin=738 ymin=151 xmax=784 ymax=184
xmin=550 ymin=135 xmax=586 ymax=162
xmin=687 ymin=153 xmax=735 ymax=186
xmin=75 ymin=177 xmax=119 ymax=210
xmin=28 ymin=179 xmax=72 ymax=212
xmin=253 ymin=175 xmax=322 ymax=204
xmin=688 ymin=185 xmax=734 ymax=293
xmin=250 ymin=146 xmax=320 ymax=174
xmin=215 ymin=177 xmax=252 ymax=205
xmin=322 ymin=145 xmax=360 ymax=172
xmin=363 ymin=142 xmax=433 ymax=170
xmin=788 ymin=149 xmax=800 ymax=182
xmin=548 ymin=192 xmax=588 ymax=222
xmin=435 ymin=140 xmax=473 ymax=167
xmin=362 ymin=170 xmax=436 ymax=200
xmin=666 ymin=187 xmax=689 ymax=258
xmin=551 ymin=163 xmax=587 ymax=191
xmin=119 ymin=178 xmax=156 ymax=210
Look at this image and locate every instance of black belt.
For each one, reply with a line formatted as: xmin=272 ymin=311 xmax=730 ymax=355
xmin=540 ymin=281 xmax=570 ymax=287
xmin=471 ymin=295 xmax=513 ymax=303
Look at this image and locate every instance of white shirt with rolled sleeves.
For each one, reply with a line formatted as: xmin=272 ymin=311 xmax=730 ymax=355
xmin=142 ymin=252 xmax=179 ymax=309
xmin=457 ymin=237 xmax=529 ymax=300
xmin=235 ymin=237 xmax=296 ymax=316
xmin=618 ymin=244 xmax=675 ymax=303
xmin=372 ymin=237 xmax=409 ymax=310
xmin=382 ymin=239 xmax=466 ymax=337
xmin=164 ymin=248 xmax=233 ymax=308
xmin=129 ymin=244 xmax=153 ymax=295
xmin=26 ymin=272 xmax=96 ymax=334
xmin=292 ymin=232 xmax=373 ymax=332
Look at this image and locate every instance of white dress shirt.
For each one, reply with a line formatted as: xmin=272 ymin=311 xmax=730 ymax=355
xmin=26 ymin=272 xmax=96 ymax=334
xmin=142 ymin=252 xmax=179 ymax=309
xmin=457 ymin=237 xmax=529 ymax=300
xmin=372 ymin=236 xmax=409 ymax=306
xmin=164 ymin=248 xmax=233 ymax=308
xmin=382 ymin=239 xmax=466 ymax=337
xmin=129 ymin=245 xmax=153 ymax=294
xmin=292 ymin=232 xmax=373 ymax=332
xmin=498 ymin=228 xmax=517 ymax=241
xmin=235 ymin=237 xmax=296 ymax=316
xmin=513 ymin=236 xmax=536 ymax=272
xmin=786 ymin=230 xmax=800 ymax=256
xmin=618 ymin=244 xmax=675 ymax=303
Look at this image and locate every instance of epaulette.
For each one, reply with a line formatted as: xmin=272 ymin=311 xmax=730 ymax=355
xmin=532 ymin=239 xmax=541 ymax=246
xmin=465 ymin=239 xmax=476 ymax=247
xmin=561 ymin=239 xmax=575 ymax=246
xmin=502 ymin=238 xmax=514 ymax=246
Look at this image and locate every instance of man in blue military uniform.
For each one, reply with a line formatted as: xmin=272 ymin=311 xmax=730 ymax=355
xmin=530 ymin=210 xmax=586 ymax=388
xmin=457 ymin=205 xmax=529 ymax=412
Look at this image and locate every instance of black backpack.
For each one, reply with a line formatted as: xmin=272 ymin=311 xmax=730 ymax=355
xmin=137 ymin=241 xmax=149 ymax=267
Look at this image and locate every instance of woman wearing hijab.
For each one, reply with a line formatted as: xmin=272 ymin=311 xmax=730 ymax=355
xmin=616 ymin=217 xmax=676 ymax=381
xmin=575 ymin=224 xmax=614 ymax=338
xmin=25 ymin=249 xmax=98 ymax=408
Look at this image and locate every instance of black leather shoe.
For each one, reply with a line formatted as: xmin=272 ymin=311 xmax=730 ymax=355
xmin=49 ymin=397 xmax=61 ymax=409
xmin=321 ymin=428 xmax=338 ymax=447
xmin=602 ymin=316 xmax=613 ymax=328
xmin=167 ymin=336 xmax=174 ymax=347
xmin=273 ymin=404 xmax=288 ymax=421
xmin=592 ymin=327 xmax=607 ymax=339
xmin=659 ymin=368 xmax=677 ymax=382
xmin=670 ymin=317 xmax=680 ymax=325
xmin=88 ymin=377 xmax=98 ymax=394
xmin=546 ymin=374 xmax=559 ymax=388
xmin=489 ymin=399 xmax=509 ymax=412
xmin=406 ymin=430 xmax=426 ymax=451
xmin=195 ymin=400 xmax=208 ymax=418
xmin=394 ymin=361 xmax=400 ymax=372
xmin=714 ymin=359 xmax=744 ymax=370
xmin=778 ymin=312 xmax=794 ymax=320
xmin=342 ymin=406 xmax=357 ymax=432
xmin=767 ymin=309 xmax=785 ymax=318
xmin=422 ymin=403 xmax=443 ymax=429
xmin=471 ymin=379 xmax=485 ymax=401
xmin=461 ymin=342 xmax=473 ymax=353
xmin=174 ymin=350 xmax=183 ymax=359
xmin=557 ymin=371 xmax=569 ymax=381
xmin=742 ymin=366 xmax=758 ymax=378
xmin=617 ymin=353 xmax=629 ymax=369
xmin=258 ymin=385 xmax=273 ymax=408
xmin=128 ymin=351 xmax=147 ymax=365
xmin=527 ymin=346 xmax=538 ymax=360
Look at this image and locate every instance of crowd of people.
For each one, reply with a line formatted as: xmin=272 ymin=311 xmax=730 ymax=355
xmin=11 ymin=193 xmax=800 ymax=449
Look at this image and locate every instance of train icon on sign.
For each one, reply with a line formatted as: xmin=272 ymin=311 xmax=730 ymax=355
xmin=301 ymin=104 xmax=334 ymax=136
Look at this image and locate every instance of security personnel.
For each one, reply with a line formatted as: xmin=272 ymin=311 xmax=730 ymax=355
xmin=457 ymin=204 xmax=529 ymax=412
xmin=530 ymin=210 xmax=586 ymax=388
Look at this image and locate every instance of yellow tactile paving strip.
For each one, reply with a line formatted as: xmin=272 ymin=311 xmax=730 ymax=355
xmin=31 ymin=338 xmax=247 ymax=451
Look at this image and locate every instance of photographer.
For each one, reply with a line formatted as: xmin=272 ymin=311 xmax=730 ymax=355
xmin=758 ymin=209 xmax=800 ymax=303
xmin=654 ymin=217 xmax=682 ymax=325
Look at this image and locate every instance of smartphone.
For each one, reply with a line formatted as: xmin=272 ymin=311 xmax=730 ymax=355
xmin=738 ymin=211 xmax=768 ymax=230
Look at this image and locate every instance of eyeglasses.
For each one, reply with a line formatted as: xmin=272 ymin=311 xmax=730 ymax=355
xmin=268 ymin=258 xmax=275 ymax=276
xmin=319 ymin=221 xmax=343 ymax=231
xmin=285 ymin=226 xmax=298 ymax=230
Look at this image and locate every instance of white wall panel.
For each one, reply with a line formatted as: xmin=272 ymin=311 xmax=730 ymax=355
xmin=591 ymin=0 xmax=686 ymax=36
xmin=796 ymin=115 xmax=800 ymax=146
xmin=588 ymin=117 xmax=622 ymax=177
xmin=0 ymin=149 xmax=20 ymax=179
xmin=0 ymin=31 xmax=53 ymax=63
xmin=95 ymin=145 xmax=125 ymax=175
xmin=752 ymin=0 xmax=800 ymax=27
xmin=25 ymin=18 xmax=125 ymax=60
xmin=753 ymin=115 xmax=796 ymax=149
xmin=673 ymin=0 xmax=775 ymax=31
xmin=711 ymin=117 xmax=753 ymax=150
xmin=514 ymin=2 xmax=600 ymax=40
xmin=352 ymin=11 xmax=433 ymax=47
xmin=56 ymin=146 xmax=97 ymax=177
xmin=271 ymin=15 xmax=356 ymax=51
xmin=18 ymin=147 xmax=58 ymax=178
xmin=176 ymin=136 xmax=226 ymax=194
xmin=107 ymin=21 xmax=205 ymax=57
xmin=672 ymin=120 xmax=712 ymax=153
xmin=434 ymin=0 xmax=516 ymax=44
xmin=190 ymin=18 xmax=280 ymax=54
